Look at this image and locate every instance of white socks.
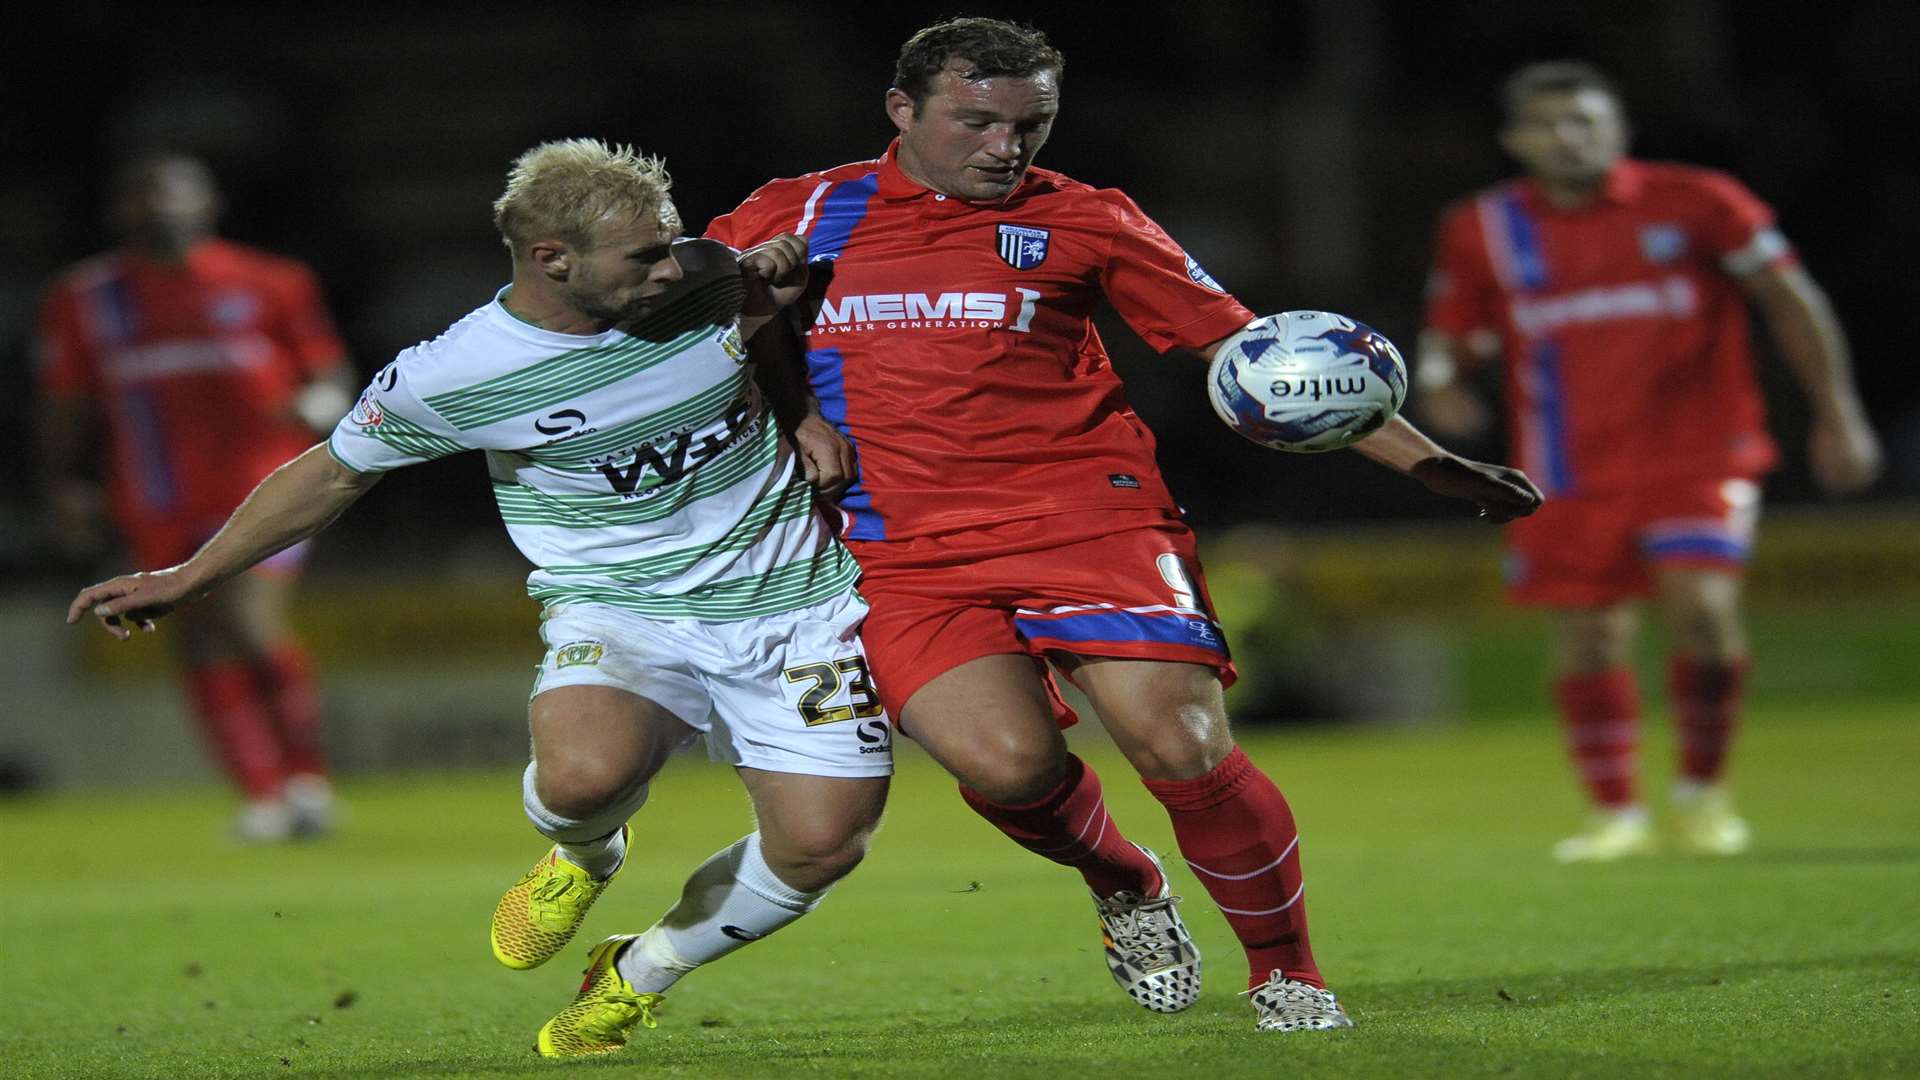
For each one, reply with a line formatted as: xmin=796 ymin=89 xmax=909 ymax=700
xmin=615 ymin=832 xmax=827 ymax=994
xmin=521 ymin=761 xmax=649 ymax=880
xmin=556 ymin=826 xmax=628 ymax=880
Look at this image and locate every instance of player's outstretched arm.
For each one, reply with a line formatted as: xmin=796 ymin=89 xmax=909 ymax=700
xmin=1737 ymin=262 xmax=1882 ymax=493
xmin=67 ymin=444 xmax=382 ymax=639
xmin=737 ymin=234 xmax=811 ymax=342
xmin=1351 ymin=416 xmax=1544 ymax=523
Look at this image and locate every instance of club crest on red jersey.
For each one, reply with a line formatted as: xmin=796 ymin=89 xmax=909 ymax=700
xmin=1639 ymin=223 xmax=1688 ymax=265
xmin=997 ymin=224 xmax=1049 ymax=269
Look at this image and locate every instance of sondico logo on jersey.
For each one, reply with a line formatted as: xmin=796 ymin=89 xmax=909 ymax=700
xmin=810 ymin=290 xmax=1042 ymax=334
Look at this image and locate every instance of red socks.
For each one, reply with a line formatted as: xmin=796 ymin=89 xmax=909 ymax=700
xmin=259 ymin=644 xmax=328 ymax=777
xmin=1670 ymin=656 xmax=1748 ymax=784
xmin=183 ymin=661 xmax=287 ymax=799
xmin=1144 ymin=747 xmax=1321 ymax=990
xmin=1554 ymin=668 xmax=1641 ymax=807
xmin=959 ymin=754 xmax=1163 ymax=900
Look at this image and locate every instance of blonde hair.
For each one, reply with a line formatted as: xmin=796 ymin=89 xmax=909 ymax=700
xmin=492 ymin=139 xmax=673 ymax=254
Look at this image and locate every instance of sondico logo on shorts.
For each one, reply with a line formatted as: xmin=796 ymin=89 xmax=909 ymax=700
xmin=855 ymin=720 xmax=892 ymax=755
xmin=554 ymin=640 xmax=605 ymax=669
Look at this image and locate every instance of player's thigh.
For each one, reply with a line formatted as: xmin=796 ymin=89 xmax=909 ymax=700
xmin=737 ymin=767 xmax=889 ymax=869
xmin=901 ymin=654 xmax=1070 ymax=803
xmin=1060 ymin=655 xmax=1232 ymax=780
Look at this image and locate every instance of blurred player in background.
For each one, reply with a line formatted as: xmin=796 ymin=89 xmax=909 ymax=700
xmin=67 ymin=140 xmax=889 ymax=1059
xmin=710 ymin=16 xmax=1540 ymax=1032
xmin=1418 ymin=62 xmax=1882 ymax=862
xmin=36 ymin=153 xmax=356 ymax=841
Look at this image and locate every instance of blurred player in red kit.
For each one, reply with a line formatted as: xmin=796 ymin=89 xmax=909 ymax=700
xmin=36 ymin=153 xmax=358 ymax=841
xmin=710 ymin=17 xmax=1541 ymax=1031
xmin=1418 ymin=63 xmax=1881 ymax=862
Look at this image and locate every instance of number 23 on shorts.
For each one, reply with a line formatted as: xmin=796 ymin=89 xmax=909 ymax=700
xmin=783 ymin=656 xmax=885 ymax=726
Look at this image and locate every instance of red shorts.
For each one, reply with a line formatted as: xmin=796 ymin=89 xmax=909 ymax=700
xmin=1505 ymin=476 xmax=1762 ymax=607
xmin=124 ymin=515 xmax=311 ymax=580
xmin=850 ymin=512 xmax=1236 ymax=727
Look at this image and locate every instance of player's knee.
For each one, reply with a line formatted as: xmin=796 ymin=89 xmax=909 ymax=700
xmin=958 ymin=745 xmax=1069 ymax=805
xmin=761 ymin=823 xmax=873 ymax=891
xmin=1121 ymin=714 xmax=1233 ymax=781
xmin=534 ymin=756 xmax=647 ymax=821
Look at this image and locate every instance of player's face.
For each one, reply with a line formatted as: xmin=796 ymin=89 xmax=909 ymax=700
xmin=567 ymin=202 xmax=685 ymax=325
xmin=1501 ymin=88 xmax=1628 ymax=188
xmin=888 ymin=61 xmax=1060 ymax=202
xmin=115 ymin=157 xmax=219 ymax=251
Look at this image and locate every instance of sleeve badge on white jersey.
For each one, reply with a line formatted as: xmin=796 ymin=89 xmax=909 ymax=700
xmin=349 ymin=389 xmax=384 ymax=428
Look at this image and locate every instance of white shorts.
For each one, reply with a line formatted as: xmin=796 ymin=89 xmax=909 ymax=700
xmin=531 ymin=589 xmax=893 ymax=778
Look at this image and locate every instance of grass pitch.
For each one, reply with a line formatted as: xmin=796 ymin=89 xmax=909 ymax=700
xmin=2 ymin=700 xmax=1915 ymax=1079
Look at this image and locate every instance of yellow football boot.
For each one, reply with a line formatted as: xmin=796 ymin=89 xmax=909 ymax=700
xmin=535 ymin=935 xmax=665 ymax=1058
xmin=490 ymin=826 xmax=626 ymax=970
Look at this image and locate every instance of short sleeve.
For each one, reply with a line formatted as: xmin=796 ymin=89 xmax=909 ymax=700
xmin=270 ymin=262 xmax=350 ymax=377
xmin=34 ymin=285 xmax=102 ymax=399
xmin=327 ymin=360 xmax=471 ymax=474
xmin=1423 ymin=202 xmax=1503 ymax=339
xmin=1098 ymin=190 xmax=1256 ymax=354
xmin=1691 ymin=171 xmax=1795 ymax=276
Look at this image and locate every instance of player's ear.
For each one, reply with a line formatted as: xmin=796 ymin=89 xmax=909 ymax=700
xmin=527 ymin=239 xmax=572 ymax=281
xmin=885 ymin=88 xmax=918 ymax=133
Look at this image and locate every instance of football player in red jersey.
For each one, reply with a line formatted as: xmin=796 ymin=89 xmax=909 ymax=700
xmin=1418 ymin=62 xmax=1881 ymax=863
xmin=37 ymin=153 xmax=358 ymax=841
xmin=710 ymin=17 xmax=1540 ymax=1031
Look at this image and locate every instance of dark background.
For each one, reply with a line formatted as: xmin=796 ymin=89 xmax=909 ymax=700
xmin=8 ymin=0 xmax=1915 ymax=577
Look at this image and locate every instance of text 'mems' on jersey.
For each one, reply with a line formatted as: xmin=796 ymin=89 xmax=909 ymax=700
xmin=1425 ymin=160 xmax=1792 ymax=495
xmin=326 ymin=240 xmax=857 ymax=621
xmin=707 ymin=139 xmax=1254 ymax=542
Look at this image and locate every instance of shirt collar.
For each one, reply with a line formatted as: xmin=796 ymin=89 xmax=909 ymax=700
xmin=1522 ymin=158 xmax=1645 ymax=212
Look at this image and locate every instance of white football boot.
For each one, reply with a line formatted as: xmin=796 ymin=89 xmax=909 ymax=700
xmin=1093 ymin=846 xmax=1201 ymax=1013
xmin=1552 ymin=805 xmax=1657 ymax=863
xmin=1244 ymin=970 xmax=1355 ymax=1032
xmin=1671 ymin=783 xmax=1751 ymax=856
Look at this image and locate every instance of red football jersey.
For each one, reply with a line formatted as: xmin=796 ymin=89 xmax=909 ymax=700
xmin=707 ymin=138 xmax=1254 ymax=542
xmin=37 ymin=239 xmax=347 ymax=528
xmin=1424 ymin=159 xmax=1791 ymax=495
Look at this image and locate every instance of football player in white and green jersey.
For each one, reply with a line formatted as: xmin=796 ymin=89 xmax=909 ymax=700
xmin=68 ymin=140 xmax=892 ymax=1059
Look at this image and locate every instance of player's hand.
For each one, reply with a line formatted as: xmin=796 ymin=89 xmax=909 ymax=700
xmin=1809 ymin=411 xmax=1882 ymax=494
xmin=1409 ymin=455 xmax=1544 ymax=523
xmin=740 ymin=234 xmax=810 ymax=316
xmin=1416 ymin=383 xmax=1491 ymax=442
xmin=66 ymin=567 xmax=200 ymax=640
xmin=792 ymin=413 xmax=856 ymax=499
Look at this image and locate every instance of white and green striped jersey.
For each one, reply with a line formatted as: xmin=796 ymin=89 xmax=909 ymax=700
xmin=327 ymin=240 xmax=858 ymax=621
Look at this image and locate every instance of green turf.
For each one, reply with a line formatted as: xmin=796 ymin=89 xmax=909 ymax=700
xmin=3 ymin=701 xmax=1916 ymax=1079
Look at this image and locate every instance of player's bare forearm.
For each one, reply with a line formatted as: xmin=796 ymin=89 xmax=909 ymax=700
xmin=66 ymin=444 xmax=380 ymax=637
xmin=1353 ymin=416 xmax=1544 ymax=522
xmin=1745 ymin=264 xmax=1864 ymax=421
xmin=747 ymin=320 xmax=856 ymax=497
xmin=1741 ymin=263 xmax=1882 ymax=491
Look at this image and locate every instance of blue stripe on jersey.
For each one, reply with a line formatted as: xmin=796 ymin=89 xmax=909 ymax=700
xmin=1527 ymin=341 xmax=1576 ymax=496
xmin=805 ymin=346 xmax=885 ymax=540
xmin=117 ymin=386 xmax=180 ymax=514
xmin=805 ymin=174 xmax=880 ymax=261
xmin=1497 ymin=191 xmax=1550 ymax=291
xmin=84 ymin=273 xmax=140 ymax=345
xmin=1013 ymin=609 xmax=1229 ymax=655
xmin=1643 ymin=534 xmax=1751 ymax=563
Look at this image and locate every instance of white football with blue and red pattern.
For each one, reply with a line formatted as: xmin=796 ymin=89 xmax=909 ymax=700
xmin=1206 ymin=311 xmax=1408 ymax=453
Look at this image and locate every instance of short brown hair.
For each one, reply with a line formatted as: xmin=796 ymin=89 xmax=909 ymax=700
xmin=893 ymin=16 xmax=1063 ymax=111
xmin=1499 ymin=61 xmax=1622 ymax=125
xmin=491 ymin=139 xmax=672 ymax=255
